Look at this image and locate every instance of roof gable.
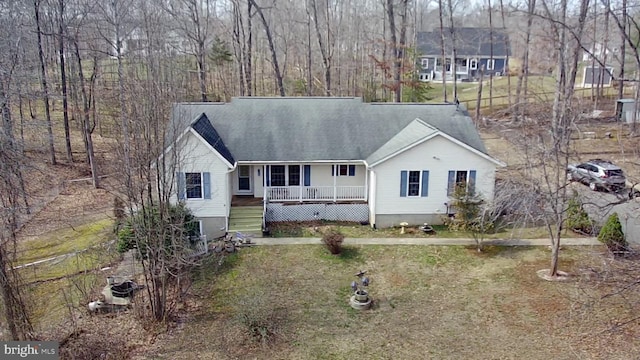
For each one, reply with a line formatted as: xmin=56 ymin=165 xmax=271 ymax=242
xmin=191 ymin=113 xmax=235 ymax=165
xmin=169 ymin=97 xmax=492 ymax=163
xmin=366 ymin=119 xmax=438 ymax=165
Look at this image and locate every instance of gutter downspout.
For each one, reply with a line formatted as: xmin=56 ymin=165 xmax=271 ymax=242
xmin=263 ymin=165 xmax=267 ymax=233
xmin=225 ymin=162 xmax=238 ymax=231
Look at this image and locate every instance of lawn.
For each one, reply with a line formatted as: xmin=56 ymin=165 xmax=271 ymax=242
xmin=14 ymin=218 xmax=120 ymax=331
xmin=137 ymin=244 xmax=637 ymax=360
xmin=267 ymin=221 xmax=586 ymax=240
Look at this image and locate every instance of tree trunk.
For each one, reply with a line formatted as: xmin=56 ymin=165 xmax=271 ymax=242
xmin=311 ymin=0 xmax=332 ymax=96
xmin=58 ymin=0 xmax=73 ymax=163
xmin=250 ymin=0 xmax=285 ymax=96
xmin=34 ymin=0 xmax=57 ymax=165
xmin=73 ymin=40 xmax=100 ymax=189
xmin=487 ymin=0 xmax=494 ymax=110
xmin=475 ymin=65 xmax=485 ymax=124
xmin=618 ymin=0 xmax=626 ymax=100
xmin=447 ymin=0 xmax=457 ymax=101
xmin=514 ymin=0 xmax=535 ymax=121
xmin=438 ymin=0 xmax=447 ymax=102
xmin=499 ymin=0 xmax=511 ymax=108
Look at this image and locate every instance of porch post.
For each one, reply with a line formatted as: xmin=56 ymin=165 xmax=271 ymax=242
xmin=364 ymin=164 xmax=368 ymax=201
xmin=333 ymin=164 xmax=337 ymax=202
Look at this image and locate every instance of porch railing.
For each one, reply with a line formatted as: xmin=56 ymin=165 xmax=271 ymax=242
xmin=266 ymin=186 xmax=366 ymax=202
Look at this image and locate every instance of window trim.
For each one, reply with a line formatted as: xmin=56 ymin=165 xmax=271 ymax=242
xmin=288 ymin=165 xmax=301 ymax=186
xmin=470 ymin=59 xmax=478 ymax=70
xmin=421 ymin=58 xmax=429 ymax=68
xmin=486 ymin=59 xmax=495 ymax=70
xmin=407 ymin=170 xmax=421 ymax=197
xmin=447 ymin=170 xmax=477 ymax=196
xmin=185 ymin=172 xmax=203 ymax=199
xmin=333 ymin=164 xmax=356 ymax=177
xmin=400 ymin=170 xmax=429 ymax=198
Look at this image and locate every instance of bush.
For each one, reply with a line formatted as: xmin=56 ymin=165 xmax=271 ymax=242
xmin=322 ymin=227 xmax=344 ymax=255
xmin=597 ymin=213 xmax=628 ymax=254
xmin=565 ymin=192 xmax=593 ymax=234
xmin=115 ymin=203 xmax=200 ymax=255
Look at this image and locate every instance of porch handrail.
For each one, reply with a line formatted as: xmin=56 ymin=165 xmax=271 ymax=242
xmin=266 ymin=185 xmax=365 ymax=202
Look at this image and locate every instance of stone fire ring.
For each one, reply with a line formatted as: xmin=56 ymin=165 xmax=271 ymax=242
xmin=349 ymin=295 xmax=372 ymax=310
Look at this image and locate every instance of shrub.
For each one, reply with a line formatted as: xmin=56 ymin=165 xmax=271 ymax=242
xmin=322 ymin=227 xmax=344 ymax=255
xmin=565 ymin=191 xmax=593 ymax=234
xmin=115 ymin=203 xmax=200 ymax=255
xmin=597 ymin=213 xmax=628 ymax=254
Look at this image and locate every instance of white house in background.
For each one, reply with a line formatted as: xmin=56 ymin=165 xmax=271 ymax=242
xmin=164 ymin=97 xmax=504 ymax=239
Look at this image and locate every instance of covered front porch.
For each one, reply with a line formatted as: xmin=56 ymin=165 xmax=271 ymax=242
xmin=231 ymin=163 xmax=368 ymax=203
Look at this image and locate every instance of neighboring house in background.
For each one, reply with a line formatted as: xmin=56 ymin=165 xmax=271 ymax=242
xmin=581 ymin=42 xmax=618 ymax=63
xmin=164 ymin=97 xmax=504 ymax=240
xmin=581 ymin=66 xmax=614 ymax=88
xmin=416 ymin=27 xmax=511 ymax=82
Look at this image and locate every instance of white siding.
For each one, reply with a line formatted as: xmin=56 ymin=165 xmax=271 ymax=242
xmin=171 ymin=131 xmax=231 ymax=218
xmin=310 ymin=164 xmax=365 ymax=186
xmin=373 ymin=135 xmax=497 ymax=216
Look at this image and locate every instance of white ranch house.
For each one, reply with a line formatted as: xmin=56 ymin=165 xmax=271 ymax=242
xmin=165 ymin=97 xmax=504 ymax=239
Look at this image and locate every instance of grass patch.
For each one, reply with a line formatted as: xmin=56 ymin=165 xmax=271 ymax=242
xmin=141 ymin=244 xmax=630 ymax=359
xmin=16 ymin=219 xmax=114 ymax=264
xmin=268 ymin=221 xmax=586 ymax=240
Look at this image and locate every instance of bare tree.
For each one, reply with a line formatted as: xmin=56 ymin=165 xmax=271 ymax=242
xmin=70 ymin=34 xmax=99 ymax=188
xmin=0 ymin=3 xmax=34 ymax=337
xmin=514 ymin=0 xmax=536 ymax=121
xmin=57 ymin=0 xmax=73 ymax=163
xmin=34 ymin=0 xmax=57 ymax=165
xmin=165 ymin=0 xmax=214 ymax=102
xmin=310 ymin=0 xmax=333 ymax=96
xmin=438 ymin=0 xmax=448 ymax=101
xmin=386 ymin=0 xmax=410 ymax=102
xmin=248 ymin=0 xmax=285 ymax=96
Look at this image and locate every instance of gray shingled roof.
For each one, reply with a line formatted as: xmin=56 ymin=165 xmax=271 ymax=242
xmin=417 ymin=27 xmax=511 ymax=57
xmin=169 ymin=97 xmax=488 ymax=163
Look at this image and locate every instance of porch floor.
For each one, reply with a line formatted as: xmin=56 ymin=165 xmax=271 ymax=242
xmin=231 ymin=195 xmax=264 ymax=206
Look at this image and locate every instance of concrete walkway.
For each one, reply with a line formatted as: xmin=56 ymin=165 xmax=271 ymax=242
xmin=251 ymin=237 xmax=601 ymax=246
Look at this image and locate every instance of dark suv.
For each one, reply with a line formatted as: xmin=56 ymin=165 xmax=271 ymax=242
xmin=567 ymin=159 xmax=626 ymax=191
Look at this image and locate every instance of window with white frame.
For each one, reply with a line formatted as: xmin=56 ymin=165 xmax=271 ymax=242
xmin=486 ymin=59 xmax=495 ymax=70
xmin=289 ymin=165 xmax=300 ymax=186
xmin=400 ymin=170 xmax=429 ymax=197
xmin=270 ymin=165 xmax=286 ymax=186
xmin=408 ymin=171 xmax=421 ymax=196
xmin=268 ymin=165 xmax=303 ymax=186
xmin=470 ymin=59 xmax=478 ymax=70
xmin=421 ymin=58 xmax=429 ymax=68
xmin=333 ymin=164 xmax=355 ymax=176
xmin=186 ymin=173 xmax=203 ymax=199
xmin=447 ymin=170 xmax=477 ymax=196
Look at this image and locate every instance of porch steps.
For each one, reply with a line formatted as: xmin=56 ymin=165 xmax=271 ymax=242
xmin=228 ymin=206 xmax=264 ymax=236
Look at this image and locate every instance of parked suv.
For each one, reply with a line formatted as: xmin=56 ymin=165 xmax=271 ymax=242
xmin=567 ymin=159 xmax=626 ymax=191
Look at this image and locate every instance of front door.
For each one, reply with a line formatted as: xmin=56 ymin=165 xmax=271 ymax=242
xmin=238 ymin=165 xmax=252 ymax=193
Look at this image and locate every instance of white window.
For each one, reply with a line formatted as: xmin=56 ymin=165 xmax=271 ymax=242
xmin=470 ymin=59 xmax=478 ymax=70
xmin=333 ymin=164 xmax=355 ymax=177
xmin=487 ymin=59 xmax=495 ymax=71
xmin=407 ymin=171 xmax=421 ymax=196
xmin=269 ymin=165 xmax=303 ymax=186
xmin=421 ymin=58 xmax=429 ymax=68
xmin=400 ymin=170 xmax=429 ymax=197
xmin=447 ymin=170 xmax=477 ymax=196
xmin=186 ymin=172 xmax=203 ymax=199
